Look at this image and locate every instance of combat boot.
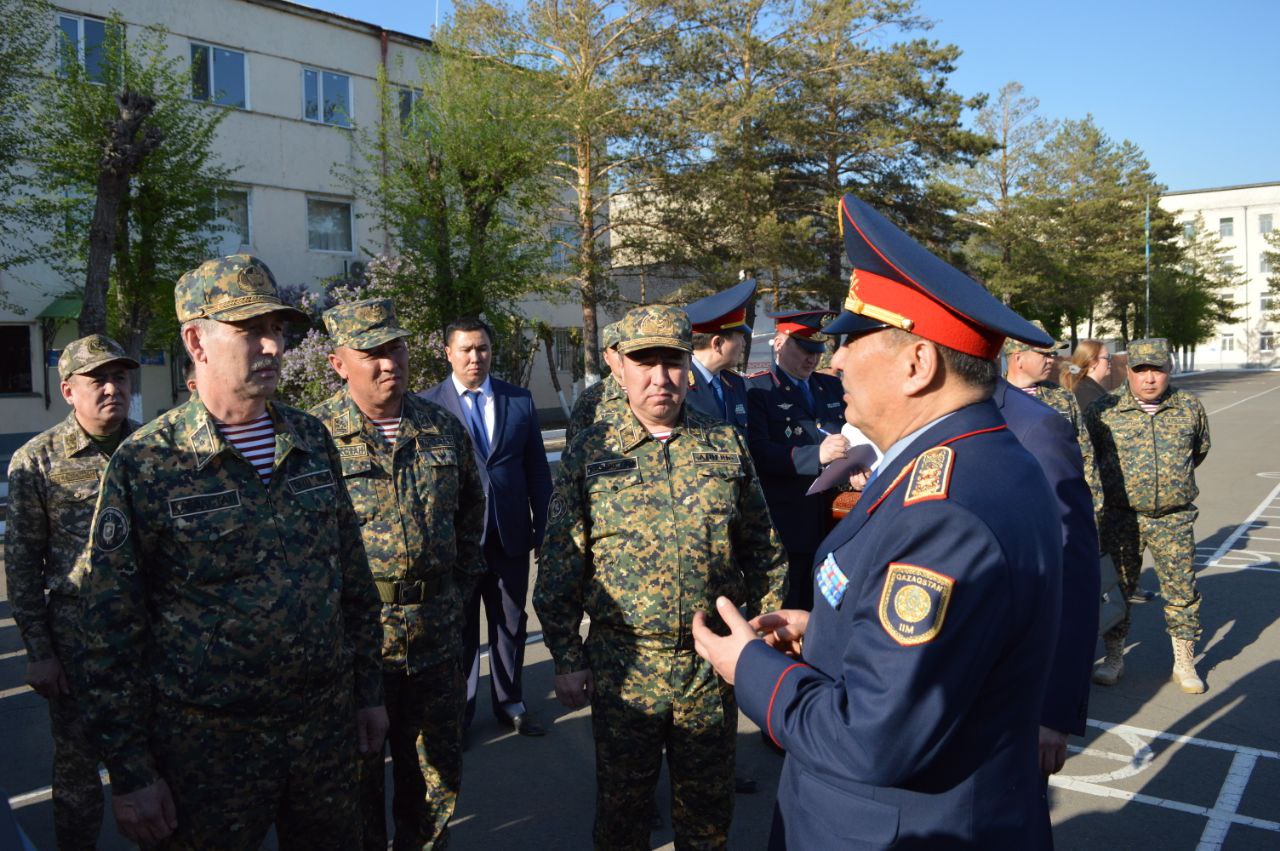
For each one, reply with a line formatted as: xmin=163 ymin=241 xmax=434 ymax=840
xmin=1171 ymin=637 xmax=1206 ymax=694
xmin=1091 ymin=635 xmax=1125 ymax=686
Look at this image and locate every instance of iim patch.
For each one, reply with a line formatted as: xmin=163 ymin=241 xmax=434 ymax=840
xmin=877 ymin=563 xmax=954 ymax=646
xmin=94 ymin=507 xmax=130 ymax=552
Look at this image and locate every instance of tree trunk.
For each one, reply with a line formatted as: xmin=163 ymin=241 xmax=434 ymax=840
xmin=541 ymin=331 xmax=570 ymax=418
xmin=79 ymin=90 xmax=161 ymax=336
xmin=576 ymin=135 xmax=601 ymax=384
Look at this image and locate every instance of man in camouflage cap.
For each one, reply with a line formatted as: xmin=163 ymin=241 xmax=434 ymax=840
xmin=564 ymin=319 xmax=628 ymax=441
xmin=1004 ymin=320 xmax=1103 ymax=514
xmin=1086 ymin=338 xmax=1211 ymax=693
xmin=5 ymin=334 xmax=138 ymax=850
xmin=77 ymin=254 xmax=388 ymax=848
xmin=310 ymin=299 xmax=487 ymax=850
xmin=535 ymin=304 xmax=788 ymax=848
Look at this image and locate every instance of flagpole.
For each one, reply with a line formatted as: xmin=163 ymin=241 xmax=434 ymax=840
xmin=1145 ymin=195 xmax=1152 ymax=338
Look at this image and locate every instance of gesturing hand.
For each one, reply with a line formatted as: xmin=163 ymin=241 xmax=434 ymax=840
xmin=692 ymin=597 xmax=762 ymax=685
xmin=750 ymin=609 xmax=810 ymax=659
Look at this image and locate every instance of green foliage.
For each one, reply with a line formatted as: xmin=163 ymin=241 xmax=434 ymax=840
xmin=23 ymin=15 xmax=232 ymax=352
xmin=0 ymin=0 xmax=53 ymax=276
xmin=347 ymin=41 xmax=559 ymax=364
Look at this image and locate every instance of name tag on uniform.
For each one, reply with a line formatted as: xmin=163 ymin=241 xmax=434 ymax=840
xmin=417 ymin=434 xmax=455 ymax=450
xmin=585 ymin=458 xmax=638 ymax=478
xmin=169 ymin=489 xmax=241 ymax=518
xmin=49 ymin=466 xmax=101 ymax=485
xmin=693 ymin=452 xmax=737 ymax=465
xmin=339 ymin=443 xmax=368 ymax=458
xmin=816 ymin=553 xmax=849 ymax=608
xmin=288 ymin=469 xmax=336 ymax=495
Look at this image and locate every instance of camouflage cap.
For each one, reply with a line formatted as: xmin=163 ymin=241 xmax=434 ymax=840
xmin=323 ymin=298 xmax=410 ymax=351
xmin=615 ymin=305 xmax=692 ymax=355
xmin=175 ymin=254 xmax=308 ymax=325
xmin=57 ymin=334 xmax=139 ymax=380
xmin=1002 ymin=319 xmax=1062 ymax=356
xmin=1127 ymin=337 xmax=1171 ymax=370
xmin=601 ymin=320 xmax=621 ymax=351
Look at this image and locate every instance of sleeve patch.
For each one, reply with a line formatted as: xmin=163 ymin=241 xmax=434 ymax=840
xmin=878 ymin=563 xmax=954 ymax=646
xmin=549 ymin=492 xmax=567 ymax=520
xmin=94 ymin=507 xmax=130 ymax=552
xmin=903 ymin=445 xmax=953 ymax=506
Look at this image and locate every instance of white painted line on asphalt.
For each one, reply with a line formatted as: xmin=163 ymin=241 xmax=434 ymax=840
xmin=0 ymin=648 xmax=26 ymax=661
xmin=9 ymin=770 xmax=110 ymax=810
xmin=1087 ymin=719 xmax=1280 ymax=760
xmin=1067 ymin=744 xmax=1136 ymax=763
xmin=1208 ymin=383 xmax=1280 ymax=416
xmin=1196 ymin=751 xmax=1259 ymax=851
xmin=1203 ymin=564 xmax=1280 ymax=574
xmin=0 ymin=617 xmax=16 ymax=629
xmin=1048 ymin=775 xmax=1280 ymax=833
xmin=1204 ymin=482 xmax=1280 ymax=568
xmin=0 ymin=683 xmax=31 ymax=699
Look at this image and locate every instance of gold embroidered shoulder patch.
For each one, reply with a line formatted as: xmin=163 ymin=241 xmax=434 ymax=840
xmin=903 ymin=445 xmax=954 ymax=506
xmin=878 ymin=563 xmax=954 ymax=646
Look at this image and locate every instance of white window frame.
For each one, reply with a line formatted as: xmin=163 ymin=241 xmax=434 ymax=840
xmin=1260 ymin=213 xmax=1274 ymax=234
xmin=305 ymin=196 xmax=354 ymax=254
xmin=397 ymin=86 xmax=421 ymax=127
xmin=1261 ymin=294 xmax=1279 ymax=313
xmin=301 ymin=66 xmax=353 ymax=128
xmin=1260 ymin=332 xmax=1276 ymax=353
xmin=215 ymin=188 xmax=253 ymax=250
xmin=1221 ymin=336 xmax=1234 ymax=352
xmin=56 ymin=12 xmax=116 ymax=83
xmin=1219 ymin=217 xmax=1234 ymax=238
xmin=190 ymin=41 xmax=250 ymax=110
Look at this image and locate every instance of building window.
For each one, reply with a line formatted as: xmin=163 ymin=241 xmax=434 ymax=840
xmin=1261 ymin=214 xmax=1274 ymax=234
xmin=303 ymin=68 xmax=351 ymax=127
xmin=1221 ymin=336 xmax=1234 ymax=352
xmin=1263 ymin=254 xmax=1274 ymax=276
xmin=397 ymin=87 xmax=420 ymax=127
xmin=57 ymin=14 xmax=119 ymax=83
xmin=191 ymin=43 xmax=247 ymax=108
xmin=552 ymin=327 xmax=579 ymax=372
xmin=1261 ymin=332 xmax=1276 ymax=353
xmin=0 ymin=326 xmax=33 ymax=393
xmin=215 ymin=189 xmax=251 ymax=249
xmin=307 ymin=198 xmax=353 ymax=252
xmin=1219 ymin=217 xmax=1234 ymax=237
xmin=1182 ymin=222 xmax=1195 ymax=241
xmin=1262 ymin=295 xmax=1279 ymax=313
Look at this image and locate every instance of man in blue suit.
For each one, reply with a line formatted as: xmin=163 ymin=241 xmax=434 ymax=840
xmin=746 ymin=311 xmax=849 ymax=610
xmin=421 ymin=317 xmax=553 ymax=736
xmin=684 ymin=279 xmax=755 ymax=430
xmin=994 ymin=378 xmax=1100 ymax=783
xmin=693 ymin=195 xmax=1063 ymax=849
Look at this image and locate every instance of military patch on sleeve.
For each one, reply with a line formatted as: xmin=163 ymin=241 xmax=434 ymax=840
xmin=549 ymin=492 xmax=567 ymax=521
xmin=94 ymin=507 xmax=130 ymax=552
xmin=287 ymin=468 xmax=336 ymax=495
xmin=903 ymin=445 xmax=954 ymax=506
xmin=585 ymin=457 xmax=638 ymax=478
xmin=877 ymin=563 xmax=954 ymax=646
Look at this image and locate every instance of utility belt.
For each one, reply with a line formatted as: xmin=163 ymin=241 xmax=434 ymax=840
xmin=374 ymin=576 xmax=444 ymax=605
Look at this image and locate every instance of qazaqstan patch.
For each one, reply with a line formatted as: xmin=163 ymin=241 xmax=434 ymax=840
xmin=878 ymin=563 xmax=953 ymax=646
xmin=94 ymin=507 xmax=130 ymax=552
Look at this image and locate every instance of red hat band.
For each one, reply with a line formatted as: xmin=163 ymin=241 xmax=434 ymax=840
xmin=691 ymin=307 xmax=748 ymax=335
xmin=845 ymin=270 xmax=1003 ymax=359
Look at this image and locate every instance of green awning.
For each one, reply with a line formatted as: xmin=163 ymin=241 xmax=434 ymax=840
xmin=37 ymin=294 xmax=82 ymax=320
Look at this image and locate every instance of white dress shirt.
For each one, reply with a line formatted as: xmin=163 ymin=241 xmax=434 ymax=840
xmin=451 ymin=373 xmax=495 ymax=445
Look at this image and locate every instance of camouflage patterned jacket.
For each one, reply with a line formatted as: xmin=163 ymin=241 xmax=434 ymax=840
xmin=1086 ymin=385 xmax=1211 ymax=516
xmin=310 ymin=388 xmax=487 ymax=672
xmin=1035 ymin=381 xmax=1104 ymax=514
xmin=534 ymin=405 xmax=788 ymax=675
xmin=564 ymin=374 xmax=627 ymax=443
xmin=4 ymin=412 xmax=137 ymax=660
xmin=78 ymin=398 xmax=384 ymax=795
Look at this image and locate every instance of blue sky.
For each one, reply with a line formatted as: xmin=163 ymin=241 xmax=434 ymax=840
xmin=312 ymin=0 xmax=1279 ymax=192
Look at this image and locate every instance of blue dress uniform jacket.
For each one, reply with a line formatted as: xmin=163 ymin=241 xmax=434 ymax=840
xmin=686 ymin=365 xmax=749 ymax=430
xmin=994 ymin=379 xmax=1099 ymax=736
xmin=745 ymin=366 xmax=846 ymax=551
xmin=735 ymin=400 xmax=1062 ymax=850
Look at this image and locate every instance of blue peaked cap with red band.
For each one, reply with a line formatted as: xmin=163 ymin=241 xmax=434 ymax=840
xmin=824 ymin=195 xmax=1052 ymax=358
xmin=685 ymin=278 xmax=756 ymax=335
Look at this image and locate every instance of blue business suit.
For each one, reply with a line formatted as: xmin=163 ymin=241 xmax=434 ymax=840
xmin=686 ymin=361 xmax=749 ymax=430
xmin=746 ymin=365 xmax=846 ymax=609
xmin=995 ymin=379 xmax=1100 ymax=738
xmin=735 ymin=400 xmax=1061 ymax=849
xmin=421 ymin=376 xmax=552 ymax=719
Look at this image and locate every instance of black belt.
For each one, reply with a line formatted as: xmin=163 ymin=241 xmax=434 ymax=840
xmin=374 ymin=577 xmax=442 ymax=605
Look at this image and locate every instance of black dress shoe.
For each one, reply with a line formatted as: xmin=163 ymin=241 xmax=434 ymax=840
xmin=497 ymin=711 xmax=547 ymax=737
xmin=1128 ymin=587 xmax=1156 ymax=604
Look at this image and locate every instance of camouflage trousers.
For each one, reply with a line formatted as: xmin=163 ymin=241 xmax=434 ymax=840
xmin=586 ymin=639 xmax=735 ymax=851
xmin=360 ymin=658 xmax=465 ymax=851
xmin=152 ymin=675 xmax=359 ymax=850
xmin=46 ymin=596 xmax=104 ymax=851
xmin=1102 ymin=506 xmax=1201 ymax=641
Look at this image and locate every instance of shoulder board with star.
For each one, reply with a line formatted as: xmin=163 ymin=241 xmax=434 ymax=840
xmin=903 ymin=445 xmax=954 ymax=506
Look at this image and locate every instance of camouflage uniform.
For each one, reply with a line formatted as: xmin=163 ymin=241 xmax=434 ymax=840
xmin=78 ymin=255 xmax=384 ymax=850
xmin=1086 ymin=352 xmax=1211 ymax=642
xmin=3 ymin=336 xmax=138 ymax=850
xmin=564 ymin=321 xmax=628 ymax=441
xmin=311 ymin=299 xmax=487 ymax=851
xmin=534 ymin=306 xmax=788 ymax=850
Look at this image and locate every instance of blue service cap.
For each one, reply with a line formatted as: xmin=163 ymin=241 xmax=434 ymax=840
xmin=686 ymin=279 xmax=756 ymax=335
xmin=835 ymin=195 xmax=1052 ymax=357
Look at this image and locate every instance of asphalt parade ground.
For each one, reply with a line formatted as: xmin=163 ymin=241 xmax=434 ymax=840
xmin=2 ymin=369 xmax=1278 ymax=849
